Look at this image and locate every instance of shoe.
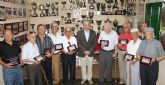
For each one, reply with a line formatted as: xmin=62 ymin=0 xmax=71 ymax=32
xmin=81 ymin=80 xmax=86 ymax=84
xmin=88 ymin=80 xmax=93 ymax=85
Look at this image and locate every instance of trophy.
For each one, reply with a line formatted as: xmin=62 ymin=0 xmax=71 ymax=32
xmin=39 ymin=4 xmax=45 ymax=17
xmin=88 ymin=12 xmax=94 ymax=23
xmin=30 ymin=24 xmax=35 ymax=31
xmin=96 ymin=3 xmax=101 ymax=11
xmin=113 ymin=19 xmax=118 ymax=31
xmin=107 ymin=3 xmax=112 ymax=15
xmin=31 ymin=1 xmax=38 ymax=17
xmin=55 ymin=2 xmax=59 ymax=16
xmin=113 ymin=0 xmax=119 ymax=9
xmin=69 ymin=0 xmax=73 ymax=3
xmin=66 ymin=13 xmax=72 ymax=24
xmin=120 ymin=0 xmax=124 ymax=10
xmin=45 ymin=3 xmax=50 ymax=16
xmin=75 ymin=23 xmax=79 ymax=31
xmin=104 ymin=18 xmax=111 ymax=23
xmin=72 ymin=18 xmax=76 ymax=24
xmin=46 ymin=24 xmax=50 ymax=33
xmin=61 ymin=16 xmax=65 ymax=24
xmin=51 ymin=2 xmax=56 ymax=16
xmin=75 ymin=0 xmax=80 ymax=9
xmin=101 ymin=3 xmax=106 ymax=14
xmin=54 ymin=21 xmax=60 ymax=26
xmin=61 ymin=27 xmax=64 ymax=35
xmin=96 ymin=20 xmax=102 ymax=33
xmin=71 ymin=27 xmax=75 ymax=35
xmin=89 ymin=3 xmax=95 ymax=9
xmin=69 ymin=4 xmax=73 ymax=10
xmin=105 ymin=0 xmax=113 ymax=3
xmin=81 ymin=15 xmax=87 ymax=23
xmin=83 ymin=0 xmax=86 ymax=7
xmin=61 ymin=1 xmax=67 ymax=10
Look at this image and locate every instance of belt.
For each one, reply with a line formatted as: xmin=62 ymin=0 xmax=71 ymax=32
xmin=119 ymin=49 xmax=126 ymax=51
xmin=101 ymin=49 xmax=114 ymax=52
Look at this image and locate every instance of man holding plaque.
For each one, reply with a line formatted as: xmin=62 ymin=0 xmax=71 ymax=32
xmin=36 ymin=24 xmax=54 ymax=85
xmin=137 ymin=27 xmax=165 ymax=85
xmin=98 ymin=22 xmax=118 ymax=85
xmin=61 ymin=27 xmax=77 ymax=85
xmin=118 ymin=22 xmax=132 ymax=84
xmin=126 ymin=28 xmax=141 ymax=85
xmin=48 ymin=22 xmax=62 ymax=85
xmin=77 ymin=21 xmax=96 ymax=85
xmin=22 ymin=31 xmax=43 ymax=85
xmin=0 ymin=29 xmax=23 ymax=85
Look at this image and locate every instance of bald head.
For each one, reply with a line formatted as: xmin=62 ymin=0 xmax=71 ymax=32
xmin=83 ymin=21 xmax=91 ymax=30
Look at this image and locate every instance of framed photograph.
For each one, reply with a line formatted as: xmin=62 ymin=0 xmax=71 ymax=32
xmin=18 ymin=22 xmax=23 ymax=32
xmin=34 ymin=55 xmax=45 ymax=61
xmin=23 ymin=9 xmax=26 ymax=17
xmin=4 ymin=23 xmax=12 ymax=30
xmin=54 ymin=43 xmax=63 ymax=50
xmin=13 ymin=8 xmax=18 ymax=19
xmin=44 ymin=48 xmax=51 ymax=55
xmin=100 ymin=40 xmax=109 ymax=47
xmin=23 ymin=21 xmax=28 ymax=31
xmin=0 ymin=24 xmax=4 ymax=37
xmin=18 ymin=8 xmax=22 ymax=18
xmin=140 ymin=56 xmax=152 ymax=65
xmin=6 ymin=7 xmax=12 ymax=20
xmin=67 ymin=44 xmax=77 ymax=52
xmin=0 ymin=6 xmax=6 ymax=21
xmin=7 ymin=57 xmax=21 ymax=66
xmin=119 ymin=39 xmax=128 ymax=45
xmin=123 ymin=54 xmax=134 ymax=61
xmin=12 ymin=22 xmax=19 ymax=35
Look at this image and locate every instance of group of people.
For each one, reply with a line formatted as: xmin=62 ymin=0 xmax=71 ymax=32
xmin=0 ymin=21 xmax=165 ymax=85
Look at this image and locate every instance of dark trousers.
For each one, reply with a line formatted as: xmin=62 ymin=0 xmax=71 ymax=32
xmin=140 ymin=62 xmax=159 ymax=85
xmin=99 ymin=50 xmax=114 ymax=85
xmin=26 ymin=64 xmax=43 ymax=85
xmin=61 ymin=53 xmax=76 ymax=85
xmin=41 ymin=58 xmax=53 ymax=85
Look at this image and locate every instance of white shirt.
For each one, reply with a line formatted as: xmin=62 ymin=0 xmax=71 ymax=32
xmin=62 ymin=35 xmax=78 ymax=52
xmin=98 ymin=30 xmax=118 ymax=51
xmin=84 ymin=30 xmax=90 ymax=42
xmin=48 ymin=32 xmax=62 ymax=53
xmin=127 ymin=38 xmax=142 ymax=58
xmin=22 ymin=42 xmax=40 ymax=62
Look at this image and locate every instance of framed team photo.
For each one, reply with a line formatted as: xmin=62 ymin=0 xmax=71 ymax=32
xmin=12 ymin=22 xmax=19 ymax=35
xmin=4 ymin=23 xmax=12 ymax=30
xmin=18 ymin=8 xmax=22 ymax=18
xmin=13 ymin=8 xmax=18 ymax=19
xmin=18 ymin=22 xmax=23 ymax=32
xmin=23 ymin=21 xmax=28 ymax=31
xmin=6 ymin=7 xmax=12 ymax=20
xmin=0 ymin=6 xmax=6 ymax=21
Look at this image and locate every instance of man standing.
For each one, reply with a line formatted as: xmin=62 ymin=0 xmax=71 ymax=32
xmin=61 ymin=27 xmax=77 ymax=85
xmin=22 ymin=31 xmax=43 ymax=85
xmin=48 ymin=22 xmax=62 ymax=85
xmin=139 ymin=22 xmax=148 ymax=40
xmin=118 ymin=22 xmax=132 ymax=84
xmin=0 ymin=29 xmax=23 ymax=85
xmin=126 ymin=29 xmax=141 ymax=85
xmin=98 ymin=22 xmax=118 ymax=85
xmin=137 ymin=27 xmax=165 ymax=85
xmin=77 ymin=21 xmax=96 ymax=84
xmin=36 ymin=24 xmax=54 ymax=85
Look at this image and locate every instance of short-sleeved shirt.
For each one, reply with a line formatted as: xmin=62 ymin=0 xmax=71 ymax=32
xmin=98 ymin=30 xmax=118 ymax=51
xmin=22 ymin=42 xmax=40 ymax=62
xmin=118 ymin=32 xmax=132 ymax=51
xmin=0 ymin=40 xmax=21 ymax=63
xmin=36 ymin=35 xmax=54 ymax=56
xmin=137 ymin=39 xmax=165 ymax=58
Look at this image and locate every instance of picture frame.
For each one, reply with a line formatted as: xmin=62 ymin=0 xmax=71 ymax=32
xmin=33 ymin=55 xmax=45 ymax=61
xmin=12 ymin=22 xmax=19 ymax=35
xmin=100 ymin=40 xmax=109 ymax=47
xmin=119 ymin=39 xmax=128 ymax=45
xmin=54 ymin=43 xmax=63 ymax=50
xmin=23 ymin=9 xmax=26 ymax=17
xmin=123 ymin=54 xmax=134 ymax=61
xmin=0 ymin=6 xmax=6 ymax=21
xmin=23 ymin=21 xmax=28 ymax=31
xmin=18 ymin=22 xmax=24 ymax=32
xmin=18 ymin=8 xmax=22 ymax=18
xmin=67 ymin=44 xmax=77 ymax=52
xmin=6 ymin=7 xmax=12 ymax=20
xmin=4 ymin=23 xmax=12 ymax=30
xmin=0 ymin=24 xmax=4 ymax=37
xmin=13 ymin=8 xmax=18 ymax=19
xmin=140 ymin=56 xmax=152 ymax=65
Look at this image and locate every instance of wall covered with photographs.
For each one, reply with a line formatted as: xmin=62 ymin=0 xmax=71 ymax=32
xmin=0 ymin=0 xmax=28 ymax=45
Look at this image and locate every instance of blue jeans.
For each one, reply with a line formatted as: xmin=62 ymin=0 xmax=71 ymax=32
xmin=3 ymin=65 xmax=24 ymax=85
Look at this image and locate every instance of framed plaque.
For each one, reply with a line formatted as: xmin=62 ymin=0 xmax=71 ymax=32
xmin=18 ymin=22 xmax=24 ymax=32
xmin=23 ymin=21 xmax=28 ymax=31
xmin=100 ymin=40 xmax=109 ymax=47
xmin=67 ymin=44 xmax=77 ymax=52
xmin=4 ymin=23 xmax=12 ymax=30
xmin=54 ymin=43 xmax=63 ymax=50
xmin=0 ymin=6 xmax=6 ymax=21
xmin=140 ymin=56 xmax=152 ymax=65
xmin=6 ymin=7 xmax=12 ymax=20
xmin=12 ymin=22 xmax=19 ymax=35
xmin=7 ymin=57 xmax=20 ymax=66
xmin=119 ymin=39 xmax=128 ymax=45
xmin=33 ymin=55 xmax=45 ymax=61
xmin=123 ymin=54 xmax=134 ymax=61
xmin=44 ymin=48 xmax=51 ymax=55
xmin=0 ymin=24 xmax=4 ymax=37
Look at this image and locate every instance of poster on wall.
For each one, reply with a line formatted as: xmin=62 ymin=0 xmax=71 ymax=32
xmin=23 ymin=21 xmax=28 ymax=31
xmin=6 ymin=7 xmax=12 ymax=20
xmin=0 ymin=24 xmax=4 ymax=38
xmin=13 ymin=8 xmax=18 ymax=19
xmin=18 ymin=8 xmax=22 ymax=18
xmin=18 ymin=22 xmax=23 ymax=32
xmin=12 ymin=22 xmax=19 ymax=35
xmin=0 ymin=6 xmax=6 ymax=21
